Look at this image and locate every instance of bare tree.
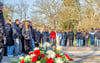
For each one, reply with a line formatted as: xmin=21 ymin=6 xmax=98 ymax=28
xmin=31 ymin=0 xmax=63 ymax=30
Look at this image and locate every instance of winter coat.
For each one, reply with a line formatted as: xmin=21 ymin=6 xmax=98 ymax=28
xmin=50 ymin=31 xmax=56 ymax=39
xmin=68 ymin=32 xmax=74 ymax=40
xmin=0 ymin=10 xmax=6 ymax=48
xmin=95 ymin=31 xmax=100 ymax=39
xmin=42 ymin=31 xmax=50 ymax=42
xmin=22 ymin=26 xmax=32 ymax=40
xmin=5 ymin=23 xmax=14 ymax=46
xmin=12 ymin=23 xmax=21 ymax=39
xmin=34 ymin=31 xmax=41 ymax=43
xmin=89 ymin=31 xmax=95 ymax=39
xmin=64 ymin=32 xmax=68 ymax=40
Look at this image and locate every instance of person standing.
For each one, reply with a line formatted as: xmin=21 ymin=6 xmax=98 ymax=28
xmin=12 ymin=19 xmax=22 ymax=56
xmin=64 ymin=30 xmax=68 ymax=46
xmin=50 ymin=30 xmax=56 ymax=47
xmin=56 ymin=30 xmax=62 ymax=46
xmin=68 ymin=29 xmax=74 ymax=46
xmin=95 ymin=28 xmax=100 ymax=47
xmin=89 ymin=28 xmax=95 ymax=46
xmin=61 ymin=31 xmax=64 ymax=46
xmin=22 ymin=21 xmax=32 ymax=54
xmin=0 ymin=2 xmax=6 ymax=62
xmin=82 ymin=29 xmax=85 ymax=46
xmin=29 ymin=22 xmax=35 ymax=50
xmin=75 ymin=29 xmax=81 ymax=46
xmin=85 ymin=31 xmax=89 ymax=46
xmin=5 ymin=20 xmax=14 ymax=57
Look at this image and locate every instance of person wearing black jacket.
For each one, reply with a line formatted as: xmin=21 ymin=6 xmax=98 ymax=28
xmin=75 ymin=29 xmax=81 ymax=46
xmin=0 ymin=2 xmax=6 ymax=62
xmin=68 ymin=29 xmax=74 ymax=46
xmin=64 ymin=30 xmax=68 ymax=46
xmin=5 ymin=20 xmax=14 ymax=56
xmin=12 ymin=19 xmax=22 ymax=56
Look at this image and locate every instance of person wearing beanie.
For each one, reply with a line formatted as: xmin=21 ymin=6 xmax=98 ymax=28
xmin=0 ymin=2 xmax=6 ymax=62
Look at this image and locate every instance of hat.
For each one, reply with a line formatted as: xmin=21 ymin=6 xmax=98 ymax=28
xmin=0 ymin=2 xmax=3 ymax=7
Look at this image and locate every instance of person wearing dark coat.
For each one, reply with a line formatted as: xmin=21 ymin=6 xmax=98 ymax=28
xmin=35 ymin=30 xmax=41 ymax=43
xmin=75 ymin=29 xmax=81 ymax=46
xmin=22 ymin=21 xmax=32 ymax=54
xmin=64 ymin=30 xmax=68 ymax=46
xmin=95 ymin=29 xmax=100 ymax=47
xmin=0 ymin=2 xmax=6 ymax=62
xmin=85 ymin=31 xmax=89 ymax=46
xmin=42 ymin=29 xmax=50 ymax=44
xmin=5 ymin=20 xmax=14 ymax=56
xmin=68 ymin=29 xmax=74 ymax=46
xmin=12 ymin=19 xmax=22 ymax=56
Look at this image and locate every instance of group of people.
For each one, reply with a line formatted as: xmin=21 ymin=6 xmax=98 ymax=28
xmin=0 ymin=1 xmax=100 ymax=62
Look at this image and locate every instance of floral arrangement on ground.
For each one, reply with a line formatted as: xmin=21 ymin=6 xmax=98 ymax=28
xmin=11 ymin=42 xmax=73 ymax=63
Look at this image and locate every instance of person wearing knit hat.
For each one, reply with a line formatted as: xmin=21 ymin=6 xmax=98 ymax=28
xmin=0 ymin=1 xmax=5 ymax=62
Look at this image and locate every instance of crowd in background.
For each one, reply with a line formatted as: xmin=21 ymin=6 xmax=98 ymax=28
xmin=0 ymin=1 xmax=100 ymax=62
xmin=3 ymin=19 xmax=100 ymax=57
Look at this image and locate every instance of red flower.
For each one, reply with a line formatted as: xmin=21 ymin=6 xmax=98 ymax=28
xmin=40 ymin=54 xmax=45 ymax=58
xmin=65 ymin=54 xmax=73 ymax=61
xmin=29 ymin=52 xmax=34 ymax=55
xmin=47 ymin=58 xmax=54 ymax=63
xmin=31 ymin=56 xmax=37 ymax=62
xmin=34 ymin=50 xmax=40 ymax=57
xmin=56 ymin=54 xmax=62 ymax=58
xmin=20 ymin=59 xmax=24 ymax=63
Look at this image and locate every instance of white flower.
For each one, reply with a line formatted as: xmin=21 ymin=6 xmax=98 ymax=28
xmin=19 ymin=56 xmax=24 ymax=60
xmin=43 ymin=42 xmax=51 ymax=49
xmin=56 ymin=46 xmax=62 ymax=51
xmin=46 ymin=50 xmax=56 ymax=58
xmin=55 ymin=58 xmax=63 ymax=63
xmin=36 ymin=61 xmax=40 ymax=63
xmin=34 ymin=47 xmax=39 ymax=51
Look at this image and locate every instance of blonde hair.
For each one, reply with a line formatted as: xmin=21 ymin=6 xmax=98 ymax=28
xmin=24 ymin=20 xmax=30 ymax=31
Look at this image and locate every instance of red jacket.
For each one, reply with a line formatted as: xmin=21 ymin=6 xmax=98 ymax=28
xmin=50 ymin=31 xmax=56 ymax=39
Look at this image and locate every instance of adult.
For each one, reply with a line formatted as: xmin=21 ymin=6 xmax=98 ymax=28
xmin=95 ymin=29 xmax=100 ymax=47
xmin=50 ymin=30 xmax=56 ymax=47
xmin=56 ymin=30 xmax=62 ymax=46
xmin=64 ymin=30 xmax=68 ymax=46
xmin=22 ymin=21 xmax=32 ymax=54
xmin=0 ymin=2 xmax=6 ymax=62
xmin=68 ymin=29 xmax=74 ymax=46
xmin=5 ymin=20 xmax=14 ymax=56
xmin=89 ymin=28 xmax=95 ymax=46
xmin=12 ymin=19 xmax=22 ymax=56
xmin=75 ymin=29 xmax=81 ymax=46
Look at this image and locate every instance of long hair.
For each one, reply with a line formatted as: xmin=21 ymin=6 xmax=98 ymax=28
xmin=24 ymin=20 xmax=30 ymax=31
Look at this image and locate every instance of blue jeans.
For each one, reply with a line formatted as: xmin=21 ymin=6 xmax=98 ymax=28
xmin=80 ymin=40 xmax=83 ymax=46
xmin=51 ymin=39 xmax=56 ymax=47
xmin=96 ymin=39 xmax=100 ymax=46
xmin=90 ymin=38 xmax=94 ymax=46
xmin=7 ymin=46 xmax=14 ymax=56
xmin=31 ymin=39 xmax=35 ymax=50
xmin=14 ymin=38 xmax=22 ymax=56
xmin=61 ymin=39 xmax=64 ymax=46
xmin=64 ymin=40 xmax=67 ymax=46
xmin=76 ymin=39 xmax=80 ymax=46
